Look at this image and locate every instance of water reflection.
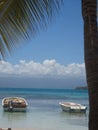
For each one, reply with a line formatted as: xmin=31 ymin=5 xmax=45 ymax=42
xmin=2 ymin=111 xmax=27 ymax=123
xmin=59 ymin=111 xmax=88 ymax=127
xmin=60 ymin=111 xmax=87 ymax=117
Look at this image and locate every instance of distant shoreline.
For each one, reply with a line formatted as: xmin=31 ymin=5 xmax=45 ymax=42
xmin=75 ymin=86 xmax=88 ymax=90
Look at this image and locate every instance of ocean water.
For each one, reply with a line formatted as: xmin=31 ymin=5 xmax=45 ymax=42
xmin=0 ymin=88 xmax=89 ymax=130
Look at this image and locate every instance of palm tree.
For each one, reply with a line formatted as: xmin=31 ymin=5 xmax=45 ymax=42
xmin=82 ymin=0 xmax=98 ymax=130
xmin=0 ymin=0 xmax=98 ymax=130
xmin=0 ymin=0 xmax=62 ymax=58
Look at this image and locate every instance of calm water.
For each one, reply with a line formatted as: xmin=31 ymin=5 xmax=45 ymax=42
xmin=0 ymin=88 xmax=89 ymax=130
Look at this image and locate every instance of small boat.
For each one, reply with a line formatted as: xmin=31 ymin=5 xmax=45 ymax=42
xmin=2 ymin=97 xmax=28 ymax=112
xmin=59 ymin=102 xmax=87 ymax=113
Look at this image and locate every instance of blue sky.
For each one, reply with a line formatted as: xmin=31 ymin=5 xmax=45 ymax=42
xmin=7 ymin=0 xmax=84 ymax=65
xmin=0 ymin=1 xmax=87 ymax=88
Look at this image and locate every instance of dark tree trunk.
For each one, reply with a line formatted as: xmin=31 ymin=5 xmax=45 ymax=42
xmin=82 ymin=0 xmax=98 ymax=130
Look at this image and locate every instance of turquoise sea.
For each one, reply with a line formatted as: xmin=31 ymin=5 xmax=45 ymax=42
xmin=0 ymin=88 xmax=89 ymax=130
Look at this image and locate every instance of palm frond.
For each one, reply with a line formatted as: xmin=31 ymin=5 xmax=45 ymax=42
xmin=0 ymin=0 xmax=62 ymax=58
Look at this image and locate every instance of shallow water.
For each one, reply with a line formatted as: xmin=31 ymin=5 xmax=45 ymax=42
xmin=0 ymin=88 xmax=88 ymax=130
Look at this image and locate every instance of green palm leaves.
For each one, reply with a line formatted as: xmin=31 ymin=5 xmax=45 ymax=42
xmin=0 ymin=0 xmax=62 ymax=58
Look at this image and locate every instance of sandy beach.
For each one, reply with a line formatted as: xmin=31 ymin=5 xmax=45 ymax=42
xmin=2 ymin=126 xmax=88 ymax=130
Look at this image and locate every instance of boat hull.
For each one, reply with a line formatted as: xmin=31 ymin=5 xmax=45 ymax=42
xmin=59 ymin=102 xmax=87 ymax=113
xmin=3 ymin=107 xmax=27 ymax=112
xmin=2 ymin=97 xmax=28 ymax=112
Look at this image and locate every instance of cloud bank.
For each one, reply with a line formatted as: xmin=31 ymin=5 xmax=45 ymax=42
xmin=0 ymin=59 xmax=87 ymax=88
xmin=0 ymin=59 xmax=86 ymax=78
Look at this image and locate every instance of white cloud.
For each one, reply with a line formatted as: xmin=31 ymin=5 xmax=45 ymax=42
xmin=0 ymin=59 xmax=86 ymax=78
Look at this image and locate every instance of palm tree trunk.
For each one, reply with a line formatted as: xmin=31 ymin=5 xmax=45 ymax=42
xmin=82 ymin=0 xmax=98 ymax=130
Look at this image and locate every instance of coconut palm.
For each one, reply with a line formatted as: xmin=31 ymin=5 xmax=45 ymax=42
xmin=82 ymin=0 xmax=98 ymax=130
xmin=0 ymin=0 xmax=62 ymax=58
xmin=0 ymin=0 xmax=98 ymax=130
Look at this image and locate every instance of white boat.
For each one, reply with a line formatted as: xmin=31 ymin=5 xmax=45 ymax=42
xmin=59 ymin=102 xmax=87 ymax=113
xmin=2 ymin=97 xmax=28 ymax=112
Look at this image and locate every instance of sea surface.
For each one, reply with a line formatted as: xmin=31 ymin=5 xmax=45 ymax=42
xmin=0 ymin=88 xmax=89 ymax=130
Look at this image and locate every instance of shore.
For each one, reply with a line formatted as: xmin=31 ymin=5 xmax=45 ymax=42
xmin=2 ymin=126 xmax=88 ymax=130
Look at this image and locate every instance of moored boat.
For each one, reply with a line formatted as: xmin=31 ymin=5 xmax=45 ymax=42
xmin=59 ymin=102 xmax=87 ymax=113
xmin=2 ymin=97 xmax=28 ymax=112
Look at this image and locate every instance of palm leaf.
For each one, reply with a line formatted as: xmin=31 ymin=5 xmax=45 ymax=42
xmin=0 ymin=0 xmax=62 ymax=58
